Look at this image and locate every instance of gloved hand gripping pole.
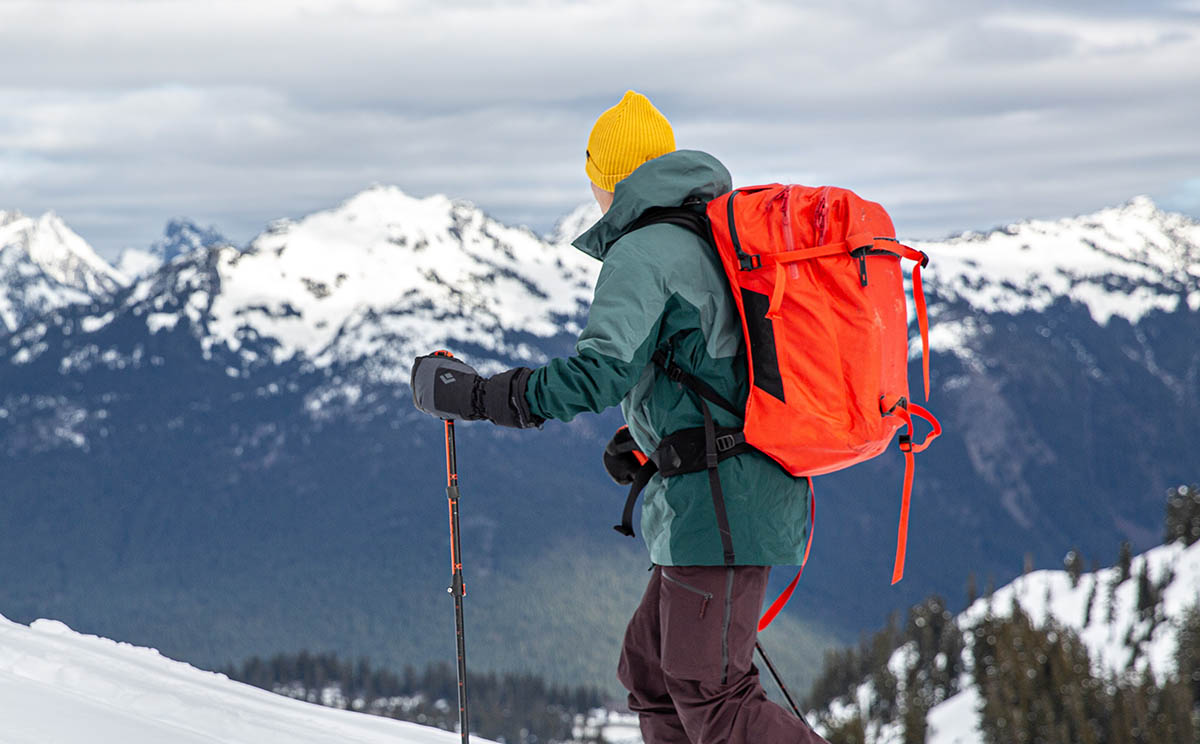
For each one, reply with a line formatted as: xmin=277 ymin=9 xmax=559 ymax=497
xmin=435 ymin=350 xmax=470 ymax=744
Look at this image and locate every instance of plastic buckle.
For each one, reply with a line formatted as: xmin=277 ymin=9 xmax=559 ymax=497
xmin=881 ymin=395 xmax=908 ymax=416
xmin=898 ymin=434 xmax=913 ymax=453
xmin=715 ymin=434 xmax=737 ymax=452
xmin=919 ymin=251 xmax=930 ymax=268
xmin=739 ymin=254 xmax=762 ymax=271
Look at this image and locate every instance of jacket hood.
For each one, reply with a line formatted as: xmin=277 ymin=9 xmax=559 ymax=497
xmin=573 ymin=150 xmax=732 ymax=261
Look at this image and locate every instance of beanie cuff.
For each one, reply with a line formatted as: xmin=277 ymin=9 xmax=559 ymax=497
xmin=586 ymin=159 xmax=628 ymax=192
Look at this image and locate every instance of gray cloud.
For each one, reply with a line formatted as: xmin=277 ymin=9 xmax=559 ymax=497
xmin=1 ymin=0 xmax=1197 ymax=258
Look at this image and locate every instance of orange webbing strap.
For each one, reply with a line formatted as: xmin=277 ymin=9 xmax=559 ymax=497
xmin=768 ymin=242 xmax=849 ymax=264
xmin=758 ymin=479 xmax=816 ymax=632
xmin=895 ymin=244 xmax=931 ymax=401
xmin=767 ymin=261 xmax=787 ymax=319
xmin=890 ymin=404 xmax=941 ymax=584
xmin=892 ymin=447 xmax=915 ymax=584
xmin=913 ymin=262 xmax=930 ymax=401
xmin=764 ymin=242 xmax=849 ymax=320
xmin=906 ymin=403 xmax=941 ymax=452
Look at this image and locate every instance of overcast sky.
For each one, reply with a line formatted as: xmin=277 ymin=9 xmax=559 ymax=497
xmin=2 ymin=0 xmax=1198 ymax=260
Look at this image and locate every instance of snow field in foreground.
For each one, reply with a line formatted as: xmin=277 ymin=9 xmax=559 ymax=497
xmin=0 ymin=613 xmax=490 ymax=744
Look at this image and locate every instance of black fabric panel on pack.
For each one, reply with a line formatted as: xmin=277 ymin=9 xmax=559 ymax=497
xmin=740 ymin=288 xmax=785 ymax=403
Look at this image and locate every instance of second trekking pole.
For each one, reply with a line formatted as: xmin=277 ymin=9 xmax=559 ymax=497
xmin=436 ymin=349 xmax=470 ymax=744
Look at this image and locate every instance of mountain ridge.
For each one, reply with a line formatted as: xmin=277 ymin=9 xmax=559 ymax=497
xmin=116 ymin=218 xmax=230 ymax=280
xmin=916 ymin=195 xmax=1200 ymax=363
xmin=0 ymin=210 xmax=128 ymax=333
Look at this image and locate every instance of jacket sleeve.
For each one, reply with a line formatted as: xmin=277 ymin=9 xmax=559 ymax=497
xmin=525 ymin=236 xmax=670 ymax=422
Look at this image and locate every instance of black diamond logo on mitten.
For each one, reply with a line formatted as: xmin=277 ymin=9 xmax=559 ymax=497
xmin=439 ymin=373 xmax=456 ymax=385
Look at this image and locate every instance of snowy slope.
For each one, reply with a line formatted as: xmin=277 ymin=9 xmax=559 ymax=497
xmin=916 ymin=196 xmax=1200 ymax=357
xmin=957 ymin=540 xmax=1200 ymax=682
xmin=814 ymin=538 xmax=1200 ymax=744
xmin=0 ymin=210 xmax=128 ymax=332
xmin=547 ymin=202 xmax=602 ymax=247
xmin=0 ymin=613 xmax=490 ymax=744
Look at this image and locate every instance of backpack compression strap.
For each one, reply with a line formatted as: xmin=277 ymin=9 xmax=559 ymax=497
xmin=613 ymin=460 xmax=659 ymax=537
xmin=884 ymin=396 xmax=942 ymax=583
xmin=891 ymin=243 xmax=932 ymax=402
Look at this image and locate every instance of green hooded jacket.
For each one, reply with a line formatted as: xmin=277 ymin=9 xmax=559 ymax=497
xmin=525 ymin=150 xmax=810 ymax=566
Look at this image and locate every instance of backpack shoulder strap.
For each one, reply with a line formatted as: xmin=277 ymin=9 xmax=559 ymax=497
xmin=651 ymin=349 xmax=742 ymax=419
xmin=623 ymin=204 xmax=714 ymax=246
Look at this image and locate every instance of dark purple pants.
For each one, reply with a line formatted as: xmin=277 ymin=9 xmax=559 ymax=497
xmin=617 ymin=565 xmax=828 ymax=744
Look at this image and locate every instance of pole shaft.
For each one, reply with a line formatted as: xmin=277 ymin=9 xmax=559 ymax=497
xmin=755 ymin=640 xmax=807 ymax=726
xmin=444 ymin=419 xmax=470 ymax=744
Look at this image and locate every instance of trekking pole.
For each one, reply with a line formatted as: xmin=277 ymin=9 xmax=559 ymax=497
xmin=755 ymin=640 xmax=809 ymax=727
xmin=435 ymin=351 xmax=470 ymax=744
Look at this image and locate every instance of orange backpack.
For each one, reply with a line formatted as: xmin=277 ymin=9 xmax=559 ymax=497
xmin=624 ymin=184 xmax=941 ymax=629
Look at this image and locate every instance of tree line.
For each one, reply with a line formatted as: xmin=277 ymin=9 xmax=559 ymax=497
xmin=221 ymin=652 xmax=606 ymax=744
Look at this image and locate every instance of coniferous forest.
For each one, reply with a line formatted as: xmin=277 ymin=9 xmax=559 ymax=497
xmin=221 ymin=654 xmax=606 ymax=744
xmin=808 ymin=484 xmax=1200 ymax=744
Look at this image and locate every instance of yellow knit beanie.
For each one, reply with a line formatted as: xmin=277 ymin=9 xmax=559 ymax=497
xmin=586 ymin=90 xmax=676 ymax=192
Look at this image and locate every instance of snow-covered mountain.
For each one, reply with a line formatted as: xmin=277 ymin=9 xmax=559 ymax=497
xmin=0 ymin=210 xmax=128 ymax=332
xmin=205 ymin=187 xmax=598 ymax=374
xmin=547 ymin=202 xmax=602 ymax=247
xmin=37 ymin=187 xmax=602 ymax=390
xmin=811 ymin=535 xmax=1200 ymax=743
xmin=116 ymin=219 xmax=229 ymax=279
xmin=0 ymin=612 xmax=488 ymax=744
xmin=917 ymin=195 xmax=1200 ymax=360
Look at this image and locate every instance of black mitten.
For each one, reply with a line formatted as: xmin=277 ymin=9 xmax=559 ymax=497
xmin=410 ymin=353 xmax=483 ymax=421
xmin=603 ymin=426 xmax=647 ymax=485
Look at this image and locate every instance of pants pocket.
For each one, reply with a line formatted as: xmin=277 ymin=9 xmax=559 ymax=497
xmin=659 ymin=567 xmax=727 ymax=682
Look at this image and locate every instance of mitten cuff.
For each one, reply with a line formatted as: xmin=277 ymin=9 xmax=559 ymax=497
xmin=481 ymin=368 xmax=545 ymax=429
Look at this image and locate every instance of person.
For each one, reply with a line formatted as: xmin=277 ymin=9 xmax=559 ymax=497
xmin=412 ymin=90 xmax=826 ymax=744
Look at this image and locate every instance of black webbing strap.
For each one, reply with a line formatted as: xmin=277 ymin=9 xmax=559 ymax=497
xmin=651 ymin=350 xmax=742 ymax=419
xmin=613 ymin=461 xmax=658 ymax=537
xmin=624 ymin=205 xmax=713 ymax=247
xmin=698 ymin=394 xmax=737 ymax=565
